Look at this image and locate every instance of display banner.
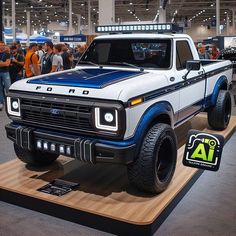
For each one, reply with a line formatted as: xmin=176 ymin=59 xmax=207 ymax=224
xmin=183 ymin=130 xmax=224 ymax=171
xmin=60 ymin=35 xmax=86 ymax=42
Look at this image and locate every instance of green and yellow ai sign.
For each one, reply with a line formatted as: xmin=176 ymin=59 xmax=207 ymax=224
xmin=183 ymin=130 xmax=224 ymax=171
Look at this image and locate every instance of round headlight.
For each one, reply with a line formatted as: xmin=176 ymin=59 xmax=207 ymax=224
xmin=12 ymin=101 xmax=19 ymax=110
xmin=104 ymin=112 xmax=114 ymax=123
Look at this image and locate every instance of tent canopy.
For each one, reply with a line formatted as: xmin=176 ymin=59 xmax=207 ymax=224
xmin=29 ymin=34 xmax=50 ymax=43
xmin=4 ymin=33 xmax=51 ymax=44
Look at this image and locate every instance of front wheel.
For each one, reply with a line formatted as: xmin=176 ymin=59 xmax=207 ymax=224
xmin=207 ymin=90 xmax=231 ymax=130
xmin=14 ymin=143 xmax=59 ymax=166
xmin=127 ymin=123 xmax=177 ymax=194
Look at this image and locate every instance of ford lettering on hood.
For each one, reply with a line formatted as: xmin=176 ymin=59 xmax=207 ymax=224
xmin=27 ymin=68 xmax=144 ymax=89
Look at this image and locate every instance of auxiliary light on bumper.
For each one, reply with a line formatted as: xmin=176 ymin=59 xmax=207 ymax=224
xmin=5 ymin=124 xmax=136 ymax=165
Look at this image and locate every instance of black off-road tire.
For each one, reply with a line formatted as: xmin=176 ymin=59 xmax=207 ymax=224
xmin=208 ymin=90 xmax=231 ymax=130
xmin=14 ymin=143 xmax=59 ymax=166
xmin=127 ymin=123 xmax=177 ymax=194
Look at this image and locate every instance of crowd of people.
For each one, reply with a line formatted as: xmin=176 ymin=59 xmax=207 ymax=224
xmin=0 ymin=41 xmax=87 ymax=111
xmin=197 ymin=43 xmax=219 ymax=60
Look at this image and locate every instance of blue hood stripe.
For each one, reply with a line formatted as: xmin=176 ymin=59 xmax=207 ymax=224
xmin=27 ymin=68 xmax=144 ymax=89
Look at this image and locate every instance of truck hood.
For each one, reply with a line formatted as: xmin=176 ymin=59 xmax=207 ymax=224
xmin=9 ymin=67 xmax=169 ymax=102
xmin=27 ymin=68 xmax=143 ymax=89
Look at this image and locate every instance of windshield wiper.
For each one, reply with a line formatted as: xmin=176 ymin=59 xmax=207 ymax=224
xmin=79 ymin=60 xmax=103 ymax=68
xmin=109 ymin=62 xmax=144 ymax=72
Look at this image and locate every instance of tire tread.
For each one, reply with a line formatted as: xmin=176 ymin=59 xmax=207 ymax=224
xmin=208 ymin=90 xmax=231 ymax=130
xmin=127 ymin=123 xmax=177 ymax=193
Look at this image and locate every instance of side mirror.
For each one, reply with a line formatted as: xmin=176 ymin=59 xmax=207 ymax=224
xmin=183 ymin=60 xmax=201 ymax=80
xmin=186 ymin=60 xmax=201 ymax=71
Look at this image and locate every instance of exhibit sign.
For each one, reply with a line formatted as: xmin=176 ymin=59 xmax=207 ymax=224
xmin=183 ymin=130 xmax=224 ymax=171
xmin=224 ymin=37 xmax=236 ymax=49
xmin=60 ymin=35 xmax=86 ymax=42
xmin=37 ymin=179 xmax=79 ymax=196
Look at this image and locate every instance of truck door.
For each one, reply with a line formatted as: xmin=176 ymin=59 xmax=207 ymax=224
xmin=175 ymin=40 xmax=205 ymax=122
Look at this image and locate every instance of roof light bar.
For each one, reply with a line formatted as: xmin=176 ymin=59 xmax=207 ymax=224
xmin=95 ymin=23 xmax=183 ymax=34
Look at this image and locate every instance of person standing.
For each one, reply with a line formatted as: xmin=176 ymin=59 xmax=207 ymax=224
xmin=211 ymin=45 xmax=219 ymax=59
xmin=36 ymin=44 xmax=45 ymax=62
xmin=74 ymin=44 xmax=86 ymax=59
xmin=51 ymin=44 xmax=63 ymax=72
xmin=9 ymin=45 xmax=25 ymax=83
xmin=61 ymin=44 xmax=74 ymax=70
xmin=15 ymin=41 xmax=24 ymax=56
xmin=0 ymin=41 xmax=11 ymax=111
xmin=41 ymin=41 xmax=54 ymax=74
xmin=24 ymin=43 xmax=40 ymax=78
xmin=197 ymin=43 xmax=210 ymax=59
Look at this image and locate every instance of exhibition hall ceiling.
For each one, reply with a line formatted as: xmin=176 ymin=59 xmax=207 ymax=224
xmin=2 ymin=0 xmax=236 ymax=29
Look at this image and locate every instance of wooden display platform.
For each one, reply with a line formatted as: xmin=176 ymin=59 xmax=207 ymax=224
xmin=1 ymin=114 xmax=236 ymax=236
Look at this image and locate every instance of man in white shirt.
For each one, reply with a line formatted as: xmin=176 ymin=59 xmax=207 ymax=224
xmin=36 ymin=44 xmax=45 ymax=62
xmin=51 ymin=44 xmax=63 ymax=72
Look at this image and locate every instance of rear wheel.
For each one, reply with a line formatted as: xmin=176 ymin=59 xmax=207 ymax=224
xmin=208 ymin=90 xmax=231 ymax=130
xmin=14 ymin=143 xmax=59 ymax=166
xmin=127 ymin=123 xmax=177 ymax=194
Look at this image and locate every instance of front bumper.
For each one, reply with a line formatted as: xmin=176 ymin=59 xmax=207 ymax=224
xmin=5 ymin=123 xmax=136 ymax=165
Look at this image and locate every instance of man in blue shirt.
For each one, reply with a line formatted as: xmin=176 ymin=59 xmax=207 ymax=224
xmin=0 ymin=41 xmax=11 ymax=111
xmin=9 ymin=45 xmax=25 ymax=83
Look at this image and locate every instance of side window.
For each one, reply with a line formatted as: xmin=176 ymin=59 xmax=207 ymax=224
xmin=176 ymin=41 xmax=193 ymax=70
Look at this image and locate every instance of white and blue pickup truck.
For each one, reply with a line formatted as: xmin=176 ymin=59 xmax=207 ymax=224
xmin=5 ymin=33 xmax=232 ymax=193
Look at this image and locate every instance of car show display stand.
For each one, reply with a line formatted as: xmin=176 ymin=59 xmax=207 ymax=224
xmin=1 ymin=114 xmax=236 ymax=236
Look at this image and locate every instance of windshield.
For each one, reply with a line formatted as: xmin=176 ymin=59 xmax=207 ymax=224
xmin=79 ymin=39 xmax=171 ymax=69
